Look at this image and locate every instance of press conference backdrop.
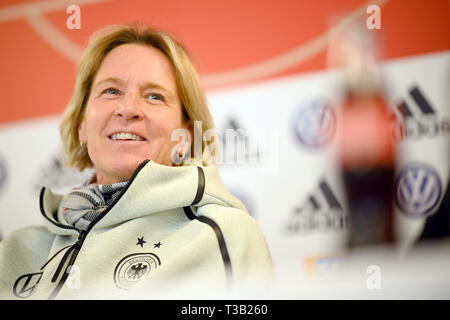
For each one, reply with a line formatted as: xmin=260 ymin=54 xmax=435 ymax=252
xmin=0 ymin=0 xmax=449 ymax=296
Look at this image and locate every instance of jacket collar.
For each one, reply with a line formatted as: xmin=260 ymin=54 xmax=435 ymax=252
xmin=40 ymin=160 xmax=247 ymax=234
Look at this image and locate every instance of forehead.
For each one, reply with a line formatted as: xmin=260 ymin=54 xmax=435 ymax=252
xmin=94 ymin=43 xmax=177 ymax=90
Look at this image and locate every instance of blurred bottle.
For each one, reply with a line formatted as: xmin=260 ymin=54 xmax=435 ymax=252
xmin=329 ymin=23 xmax=398 ymax=248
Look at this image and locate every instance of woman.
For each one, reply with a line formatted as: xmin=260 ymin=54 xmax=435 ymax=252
xmin=0 ymin=24 xmax=273 ymax=299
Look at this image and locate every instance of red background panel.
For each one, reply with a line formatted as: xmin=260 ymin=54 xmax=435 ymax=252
xmin=0 ymin=0 xmax=449 ymax=124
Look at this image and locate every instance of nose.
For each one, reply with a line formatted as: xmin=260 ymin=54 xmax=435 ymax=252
xmin=115 ymin=92 xmax=144 ymax=120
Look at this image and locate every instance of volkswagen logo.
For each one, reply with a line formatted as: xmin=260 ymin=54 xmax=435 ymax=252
xmin=394 ymin=163 xmax=442 ymax=217
xmin=292 ymin=99 xmax=336 ymax=148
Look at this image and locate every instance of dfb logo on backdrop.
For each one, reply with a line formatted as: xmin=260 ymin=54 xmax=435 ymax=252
xmin=292 ymin=99 xmax=336 ymax=148
xmin=394 ymin=163 xmax=442 ymax=217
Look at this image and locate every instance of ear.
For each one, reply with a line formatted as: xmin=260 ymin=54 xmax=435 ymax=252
xmin=78 ymin=117 xmax=87 ymax=145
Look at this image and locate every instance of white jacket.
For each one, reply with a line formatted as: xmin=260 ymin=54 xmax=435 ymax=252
xmin=0 ymin=160 xmax=273 ymax=299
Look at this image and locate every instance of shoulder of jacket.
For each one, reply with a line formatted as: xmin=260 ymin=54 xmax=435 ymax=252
xmin=1 ymin=225 xmax=54 ymax=247
xmin=196 ymin=204 xmax=262 ymax=237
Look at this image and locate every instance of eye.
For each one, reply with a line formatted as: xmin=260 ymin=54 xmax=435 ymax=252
xmin=145 ymin=93 xmax=164 ymax=102
xmin=102 ymin=87 xmax=121 ymax=96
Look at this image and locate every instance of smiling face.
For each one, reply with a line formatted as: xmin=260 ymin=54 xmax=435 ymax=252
xmin=78 ymin=43 xmax=189 ymax=184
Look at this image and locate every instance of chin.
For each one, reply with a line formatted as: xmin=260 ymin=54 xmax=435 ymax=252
xmin=108 ymin=160 xmax=145 ymax=182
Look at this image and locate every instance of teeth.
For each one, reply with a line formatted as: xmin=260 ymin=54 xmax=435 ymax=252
xmin=110 ymin=132 xmax=144 ymax=141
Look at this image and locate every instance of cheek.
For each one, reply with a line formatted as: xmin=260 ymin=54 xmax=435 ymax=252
xmin=147 ymin=111 xmax=185 ymax=139
xmin=84 ymin=102 xmax=112 ymax=136
xmin=86 ymin=103 xmax=105 ymax=122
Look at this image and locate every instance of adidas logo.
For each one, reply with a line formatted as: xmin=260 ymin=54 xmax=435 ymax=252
xmin=218 ymin=117 xmax=264 ymax=166
xmin=285 ymin=179 xmax=349 ymax=234
xmin=393 ymin=85 xmax=450 ymax=140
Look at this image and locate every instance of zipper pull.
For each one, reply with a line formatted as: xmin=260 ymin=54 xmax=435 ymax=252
xmin=40 ymin=231 xmax=85 ymax=271
xmin=50 ymin=231 xmax=85 ymax=283
xmin=50 ymin=245 xmax=76 ymax=282
xmin=40 ymin=245 xmax=72 ymax=271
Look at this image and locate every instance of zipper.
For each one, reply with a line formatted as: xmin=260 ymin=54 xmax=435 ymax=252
xmin=41 ymin=159 xmax=150 ymax=299
xmin=47 ymin=230 xmax=85 ymax=300
xmin=50 ymin=230 xmax=85 ymax=283
xmin=39 ymin=188 xmax=78 ymax=232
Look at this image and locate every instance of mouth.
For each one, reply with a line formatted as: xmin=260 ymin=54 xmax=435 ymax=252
xmin=108 ymin=132 xmax=146 ymax=142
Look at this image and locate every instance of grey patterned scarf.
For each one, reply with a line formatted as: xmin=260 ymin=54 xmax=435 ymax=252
xmin=59 ymin=180 xmax=128 ymax=231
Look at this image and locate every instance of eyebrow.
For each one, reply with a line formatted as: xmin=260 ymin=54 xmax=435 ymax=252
xmin=93 ymin=77 xmax=125 ymax=89
xmin=93 ymin=77 xmax=176 ymax=101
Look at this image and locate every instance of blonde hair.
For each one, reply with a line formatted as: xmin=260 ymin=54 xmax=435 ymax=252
xmin=60 ymin=23 xmax=216 ymax=171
